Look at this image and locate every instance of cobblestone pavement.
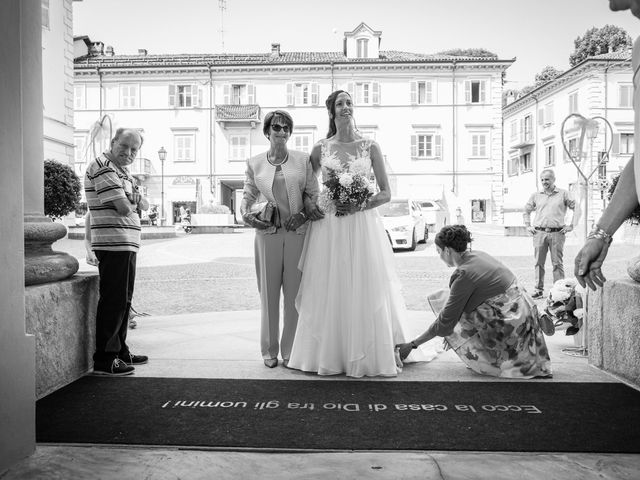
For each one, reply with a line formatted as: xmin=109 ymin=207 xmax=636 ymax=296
xmin=55 ymin=225 xmax=640 ymax=316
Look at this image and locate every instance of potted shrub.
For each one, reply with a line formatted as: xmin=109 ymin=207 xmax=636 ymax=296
xmin=44 ymin=159 xmax=82 ymax=220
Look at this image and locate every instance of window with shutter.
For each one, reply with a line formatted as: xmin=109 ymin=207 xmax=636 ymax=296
xmin=174 ymin=134 xmax=195 ymax=162
xmin=223 ymin=84 xmax=230 ymax=104
xmin=410 ymin=81 xmax=417 ymax=105
xmin=247 ymin=84 xmax=255 ymax=103
xmin=286 ymin=83 xmax=294 ymax=106
xmin=311 ymin=83 xmax=319 ymax=105
xmin=619 ymin=85 xmax=633 ymax=108
xmin=372 ymin=82 xmax=380 ymax=105
xmin=568 ymin=92 xmax=578 ymax=113
xmin=229 ymin=134 xmax=249 ymax=161
xmin=74 ymin=85 xmax=86 ymax=109
xmin=466 ymin=81 xmax=485 ymax=103
xmin=411 ymin=135 xmax=417 ymax=157
xmin=620 ymin=133 xmax=634 ymax=154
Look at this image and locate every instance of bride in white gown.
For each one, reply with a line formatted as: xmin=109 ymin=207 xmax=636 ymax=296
xmin=288 ymin=90 xmax=437 ymax=377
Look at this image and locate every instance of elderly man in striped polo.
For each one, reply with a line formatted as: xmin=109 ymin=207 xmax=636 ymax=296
xmin=85 ymin=128 xmax=149 ymax=376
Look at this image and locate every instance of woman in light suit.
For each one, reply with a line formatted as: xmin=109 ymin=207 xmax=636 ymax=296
xmin=240 ymin=110 xmax=319 ymax=368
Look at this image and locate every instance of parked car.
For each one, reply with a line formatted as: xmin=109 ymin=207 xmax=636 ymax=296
xmin=378 ymin=198 xmax=427 ymax=251
xmin=417 ymin=199 xmax=448 ymax=235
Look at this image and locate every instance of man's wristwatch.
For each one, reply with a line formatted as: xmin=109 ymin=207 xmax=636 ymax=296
xmin=410 ymin=341 xmax=418 ymax=349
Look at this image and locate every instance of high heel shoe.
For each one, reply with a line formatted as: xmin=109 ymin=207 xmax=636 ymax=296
xmin=264 ymin=358 xmax=278 ymax=368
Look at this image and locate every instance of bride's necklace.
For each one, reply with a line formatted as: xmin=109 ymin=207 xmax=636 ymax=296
xmin=267 ymin=151 xmax=288 ymax=167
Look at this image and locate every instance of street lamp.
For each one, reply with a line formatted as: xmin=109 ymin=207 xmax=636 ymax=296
xmin=157 ymin=146 xmax=167 ymax=226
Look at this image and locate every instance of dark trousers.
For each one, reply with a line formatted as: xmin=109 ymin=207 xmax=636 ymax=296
xmin=93 ymin=250 xmax=137 ymax=363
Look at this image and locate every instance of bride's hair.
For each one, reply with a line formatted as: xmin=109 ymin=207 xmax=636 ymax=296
xmin=325 ymin=90 xmax=359 ymax=138
xmin=435 ymin=225 xmax=473 ymax=252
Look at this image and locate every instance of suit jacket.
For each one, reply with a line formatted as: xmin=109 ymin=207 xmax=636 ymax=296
xmin=240 ymin=149 xmax=318 ymax=235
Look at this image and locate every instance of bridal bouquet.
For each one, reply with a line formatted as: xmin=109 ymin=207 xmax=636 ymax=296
xmin=322 ymin=156 xmax=374 ymax=217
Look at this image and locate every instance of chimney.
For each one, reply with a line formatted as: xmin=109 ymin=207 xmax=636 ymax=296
xmin=105 ymin=45 xmax=114 ymax=56
xmin=138 ymin=48 xmax=148 ymax=56
xmin=505 ymin=90 xmax=516 ymax=106
xmin=270 ymin=43 xmax=280 ymax=58
xmin=89 ymin=41 xmax=104 ymax=56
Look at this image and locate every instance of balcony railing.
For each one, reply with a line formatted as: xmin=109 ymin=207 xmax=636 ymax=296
xmin=511 ymin=130 xmax=534 ymax=148
xmin=215 ymin=104 xmax=261 ymax=128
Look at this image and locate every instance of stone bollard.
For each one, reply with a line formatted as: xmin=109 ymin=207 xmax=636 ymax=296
xmin=628 ymin=255 xmax=640 ymax=282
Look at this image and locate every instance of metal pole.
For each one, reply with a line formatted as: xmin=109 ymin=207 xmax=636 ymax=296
xmin=161 ymin=158 xmax=165 ymax=226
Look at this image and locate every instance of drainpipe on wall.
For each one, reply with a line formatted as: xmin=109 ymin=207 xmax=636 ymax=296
xmin=208 ymin=64 xmax=216 ymax=200
xmin=532 ymin=94 xmax=539 ymax=191
xmin=330 ymin=61 xmax=335 ymax=91
xmin=97 ymin=66 xmax=103 ymax=118
xmin=451 ymin=60 xmax=457 ymax=194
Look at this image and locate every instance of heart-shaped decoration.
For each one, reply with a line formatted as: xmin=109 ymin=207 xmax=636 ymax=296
xmin=560 ymin=114 xmax=613 ymax=182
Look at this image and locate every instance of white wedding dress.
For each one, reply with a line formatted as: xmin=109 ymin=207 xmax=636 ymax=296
xmin=288 ymin=138 xmax=437 ymax=377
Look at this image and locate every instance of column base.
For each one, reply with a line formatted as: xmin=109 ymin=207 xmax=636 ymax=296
xmin=24 ymin=214 xmax=78 ymax=286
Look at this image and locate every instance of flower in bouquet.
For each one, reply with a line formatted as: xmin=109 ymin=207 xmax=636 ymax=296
xmin=323 ymin=166 xmax=373 ymax=217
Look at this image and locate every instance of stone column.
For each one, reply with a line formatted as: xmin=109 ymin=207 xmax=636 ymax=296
xmin=0 ymin=0 xmax=36 ymax=471
xmin=22 ymin=0 xmax=77 ymax=286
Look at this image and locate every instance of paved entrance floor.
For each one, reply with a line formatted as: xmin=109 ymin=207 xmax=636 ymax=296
xmin=5 ymin=226 xmax=640 ymax=479
xmin=5 ymin=310 xmax=640 ymax=479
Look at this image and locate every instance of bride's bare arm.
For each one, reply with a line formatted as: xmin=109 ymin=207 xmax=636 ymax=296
xmin=309 ymin=143 xmax=322 ymax=173
xmin=364 ymin=141 xmax=391 ymax=210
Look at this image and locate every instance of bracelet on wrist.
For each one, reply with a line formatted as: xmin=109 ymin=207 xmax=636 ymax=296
xmin=299 ymin=211 xmax=307 ymax=220
xmin=410 ymin=341 xmax=418 ymax=349
xmin=587 ymin=226 xmax=613 ymax=244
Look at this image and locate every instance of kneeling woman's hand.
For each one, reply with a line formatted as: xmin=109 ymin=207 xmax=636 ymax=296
xmin=395 ymin=343 xmax=414 ymax=361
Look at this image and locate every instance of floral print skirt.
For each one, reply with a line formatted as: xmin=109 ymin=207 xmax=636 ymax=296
xmin=437 ymin=282 xmax=553 ymax=379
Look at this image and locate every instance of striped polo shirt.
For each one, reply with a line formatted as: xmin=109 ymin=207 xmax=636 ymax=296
xmin=84 ymin=153 xmax=141 ymax=252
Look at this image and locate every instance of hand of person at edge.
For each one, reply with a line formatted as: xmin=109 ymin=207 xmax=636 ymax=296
xmin=395 ymin=343 xmax=414 ymax=361
xmin=574 ymin=238 xmax=610 ymax=290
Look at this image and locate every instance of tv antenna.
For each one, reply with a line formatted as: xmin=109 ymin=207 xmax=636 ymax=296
xmin=218 ymin=0 xmax=227 ymax=52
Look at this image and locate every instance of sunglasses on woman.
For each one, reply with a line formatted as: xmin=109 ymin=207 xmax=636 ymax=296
xmin=271 ymin=124 xmax=290 ymax=133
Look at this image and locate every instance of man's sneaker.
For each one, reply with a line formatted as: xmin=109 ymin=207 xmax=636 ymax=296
xmin=121 ymin=353 xmax=148 ymax=365
xmin=531 ymin=290 xmax=544 ymax=299
xmin=93 ymin=358 xmax=134 ymax=376
xmin=538 ymin=313 xmax=556 ymax=336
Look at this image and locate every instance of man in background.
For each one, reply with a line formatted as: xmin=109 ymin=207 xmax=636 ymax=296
xmin=524 ymin=169 xmax=576 ymax=298
xmin=85 ymin=128 xmax=149 ymax=375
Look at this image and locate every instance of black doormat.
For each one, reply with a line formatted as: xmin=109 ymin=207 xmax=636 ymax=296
xmin=36 ymin=377 xmax=640 ymax=453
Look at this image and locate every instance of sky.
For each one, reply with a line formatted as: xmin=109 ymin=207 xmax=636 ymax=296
xmin=73 ymin=0 xmax=640 ymax=89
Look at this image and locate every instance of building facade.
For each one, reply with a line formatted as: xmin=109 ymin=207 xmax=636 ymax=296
xmin=502 ymin=50 xmax=634 ymax=234
xmin=74 ymin=23 xmax=513 ymax=225
xmin=42 ymin=0 xmax=75 ymax=165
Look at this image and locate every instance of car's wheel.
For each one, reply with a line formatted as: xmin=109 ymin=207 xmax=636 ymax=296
xmin=409 ymin=228 xmax=417 ymax=251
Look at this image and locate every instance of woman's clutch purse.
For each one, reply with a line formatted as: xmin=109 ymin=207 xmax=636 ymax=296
xmin=250 ymin=201 xmax=275 ymax=223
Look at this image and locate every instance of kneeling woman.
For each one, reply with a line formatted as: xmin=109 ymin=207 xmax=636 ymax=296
xmin=397 ymin=225 xmax=552 ymax=379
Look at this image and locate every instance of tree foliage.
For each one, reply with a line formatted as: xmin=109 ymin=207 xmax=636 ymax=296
xmin=438 ymin=48 xmax=498 ymax=58
xmin=534 ymin=66 xmax=564 ymax=87
xmin=569 ymin=24 xmax=632 ymax=66
xmin=44 ymin=159 xmax=81 ymax=218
